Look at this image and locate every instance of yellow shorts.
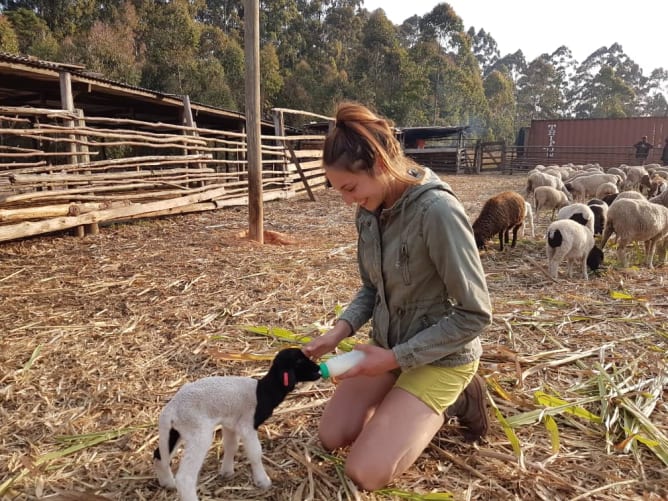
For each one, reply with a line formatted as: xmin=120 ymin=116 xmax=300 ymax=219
xmin=395 ymin=360 xmax=479 ymax=414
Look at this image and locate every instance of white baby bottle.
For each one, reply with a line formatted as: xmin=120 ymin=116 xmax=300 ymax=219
xmin=319 ymin=350 xmax=366 ymax=379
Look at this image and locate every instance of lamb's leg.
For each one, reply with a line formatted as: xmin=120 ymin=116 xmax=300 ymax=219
xmin=240 ymin=428 xmax=271 ymax=489
xmin=175 ymin=429 xmax=214 ymax=501
xmin=511 ymin=225 xmax=520 ymax=247
xmin=581 ymin=257 xmax=588 ymax=280
xmin=498 ymin=231 xmax=504 ymax=251
xmin=220 ymin=427 xmax=239 ymax=479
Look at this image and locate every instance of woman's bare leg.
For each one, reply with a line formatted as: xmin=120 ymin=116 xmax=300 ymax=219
xmin=318 ymin=372 xmax=397 ymax=451
xmin=344 ymin=387 xmax=444 ymax=491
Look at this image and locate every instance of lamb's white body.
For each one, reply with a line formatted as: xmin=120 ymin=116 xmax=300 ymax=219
xmin=520 ymin=200 xmax=535 ymax=238
xmin=546 ymin=219 xmax=598 ymax=279
xmin=155 ymin=377 xmax=270 ymax=500
xmin=153 ymin=348 xmax=321 ymax=501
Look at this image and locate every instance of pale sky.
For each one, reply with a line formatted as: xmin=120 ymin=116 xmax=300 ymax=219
xmin=361 ymin=1 xmax=666 ymax=75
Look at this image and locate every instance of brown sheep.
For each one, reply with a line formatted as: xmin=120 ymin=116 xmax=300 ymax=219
xmin=472 ymin=191 xmax=526 ymax=251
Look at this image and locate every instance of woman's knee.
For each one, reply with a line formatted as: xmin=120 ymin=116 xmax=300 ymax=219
xmin=344 ymin=455 xmax=393 ymax=491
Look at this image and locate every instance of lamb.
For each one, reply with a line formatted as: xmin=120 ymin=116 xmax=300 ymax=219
xmin=533 ymin=186 xmax=569 ymax=221
xmin=600 ymin=198 xmax=668 ymax=268
xmin=622 ymin=165 xmax=649 ymax=192
xmin=153 ymin=348 xmax=321 ymax=501
xmin=472 ymin=191 xmax=526 ymax=251
xmin=556 ymin=203 xmax=596 ymax=234
xmin=520 ymin=200 xmax=535 ymax=238
xmin=546 ymin=219 xmax=604 ymax=279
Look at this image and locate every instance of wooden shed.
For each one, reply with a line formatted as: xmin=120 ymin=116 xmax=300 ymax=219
xmin=398 ymin=126 xmax=471 ymax=173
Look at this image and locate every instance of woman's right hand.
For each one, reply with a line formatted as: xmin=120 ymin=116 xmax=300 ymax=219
xmin=302 ymin=320 xmax=352 ymax=360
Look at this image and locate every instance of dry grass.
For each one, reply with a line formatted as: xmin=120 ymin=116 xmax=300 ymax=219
xmin=1 ymin=172 xmax=666 ymax=501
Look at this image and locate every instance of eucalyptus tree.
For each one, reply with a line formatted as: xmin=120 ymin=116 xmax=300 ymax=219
xmin=468 ymin=27 xmax=500 ymax=77
xmin=483 ymin=69 xmax=516 ymax=142
xmin=515 ymin=56 xmax=564 ymax=125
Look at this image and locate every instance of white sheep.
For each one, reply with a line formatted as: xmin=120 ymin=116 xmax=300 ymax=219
xmin=603 ymin=190 xmax=646 ymax=206
xmin=153 ymin=348 xmax=321 ymax=501
xmin=525 ymin=170 xmax=569 ymax=205
xmin=556 ymin=203 xmax=596 ymax=234
xmin=546 ymin=219 xmax=604 ymax=279
xmin=600 ymin=198 xmax=668 ymax=268
xmin=564 ymin=173 xmax=622 ymax=201
xmin=533 ymin=186 xmax=569 ymax=222
xmin=649 ymin=187 xmax=668 ymax=208
xmin=594 ymin=181 xmax=618 ymax=199
xmin=621 ymin=165 xmax=650 ymax=192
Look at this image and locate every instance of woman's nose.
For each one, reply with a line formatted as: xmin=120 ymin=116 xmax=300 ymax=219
xmin=341 ymin=192 xmax=355 ymax=205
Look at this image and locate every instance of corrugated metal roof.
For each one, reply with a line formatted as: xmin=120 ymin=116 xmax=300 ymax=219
xmin=0 ymin=51 xmax=259 ymax=130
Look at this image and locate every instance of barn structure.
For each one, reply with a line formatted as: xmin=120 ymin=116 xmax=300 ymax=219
xmin=0 ymin=52 xmax=327 ymax=243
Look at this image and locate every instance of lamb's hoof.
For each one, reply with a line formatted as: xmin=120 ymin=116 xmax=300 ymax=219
xmin=157 ymin=477 xmax=176 ymax=490
xmin=253 ymin=474 xmax=272 ymax=490
xmin=219 ymin=467 xmax=234 ymax=480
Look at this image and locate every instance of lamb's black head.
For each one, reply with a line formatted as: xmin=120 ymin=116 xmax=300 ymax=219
xmin=270 ymin=348 xmax=321 ymax=391
xmin=254 ymin=348 xmax=321 ymax=429
xmin=587 ymin=246 xmax=604 ymax=272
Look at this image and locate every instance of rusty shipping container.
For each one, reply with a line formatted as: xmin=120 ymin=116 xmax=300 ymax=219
xmin=523 ymin=117 xmax=668 ymax=167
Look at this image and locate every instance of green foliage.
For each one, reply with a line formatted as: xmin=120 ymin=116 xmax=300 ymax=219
xmin=0 ymin=14 xmax=19 ymax=53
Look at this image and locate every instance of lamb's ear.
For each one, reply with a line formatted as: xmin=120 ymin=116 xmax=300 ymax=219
xmin=281 ymin=369 xmax=296 ymax=391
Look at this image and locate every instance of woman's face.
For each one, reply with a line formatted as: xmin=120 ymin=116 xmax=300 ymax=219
xmin=325 ymin=164 xmax=388 ymax=211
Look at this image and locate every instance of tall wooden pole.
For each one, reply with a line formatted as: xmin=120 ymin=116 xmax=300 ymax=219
xmin=244 ymin=0 xmax=263 ymax=243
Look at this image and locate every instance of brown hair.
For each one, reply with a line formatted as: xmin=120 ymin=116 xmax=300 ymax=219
xmin=322 ymin=102 xmax=423 ymax=184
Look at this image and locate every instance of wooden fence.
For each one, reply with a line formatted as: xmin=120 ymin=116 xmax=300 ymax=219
xmin=0 ymin=106 xmax=328 ymax=243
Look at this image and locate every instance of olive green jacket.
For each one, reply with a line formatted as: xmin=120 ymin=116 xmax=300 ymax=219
xmin=339 ymin=168 xmax=492 ymax=369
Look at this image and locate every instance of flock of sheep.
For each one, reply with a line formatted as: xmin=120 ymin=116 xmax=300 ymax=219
xmin=472 ymin=162 xmax=668 ymax=279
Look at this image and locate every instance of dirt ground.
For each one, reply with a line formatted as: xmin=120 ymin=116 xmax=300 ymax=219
xmin=1 ymin=171 xmax=666 ymax=501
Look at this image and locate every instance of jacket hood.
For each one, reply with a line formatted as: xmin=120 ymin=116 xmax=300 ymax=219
xmin=382 ymin=167 xmax=451 ymax=215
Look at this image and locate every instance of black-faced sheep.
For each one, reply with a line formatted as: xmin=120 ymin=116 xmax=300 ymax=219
xmin=153 ymin=348 xmax=321 ymax=501
xmin=600 ymin=198 xmax=668 ymax=268
xmin=546 ymin=219 xmax=604 ymax=279
xmin=586 ymin=199 xmax=608 ymax=235
xmin=472 ymin=191 xmax=526 ymax=251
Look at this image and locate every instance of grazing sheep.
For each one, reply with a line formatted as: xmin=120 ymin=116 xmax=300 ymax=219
xmin=154 ymin=348 xmax=321 ymax=501
xmin=600 ymin=199 xmax=668 ymax=268
xmin=525 ymin=171 xmax=569 ymax=204
xmin=533 ymin=186 xmax=570 ymax=221
xmin=603 ymin=190 xmax=645 ymax=206
xmin=648 ymin=175 xmax=668 ymax=197
xmin=586 ymin=199 xmax=608 ymax=235
xmin=546 ymin=219 xmax=604 ymax=279
xmin=594 ymin=181 xmax=618 ymax=199
xmin=520 ymin=200 xmax=535 ymax=238
xmin=472 ymin=191 xmax=526 ymax=251
xmin=564 ymin=173 xmax=622 ymax=201
xmin=621 ymin=165 xmax=649 ymax=192
xmin=649 ymin=187 xmax=668 ymax=208
xmin=556 ymin=203 xmax=596 ymax=234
